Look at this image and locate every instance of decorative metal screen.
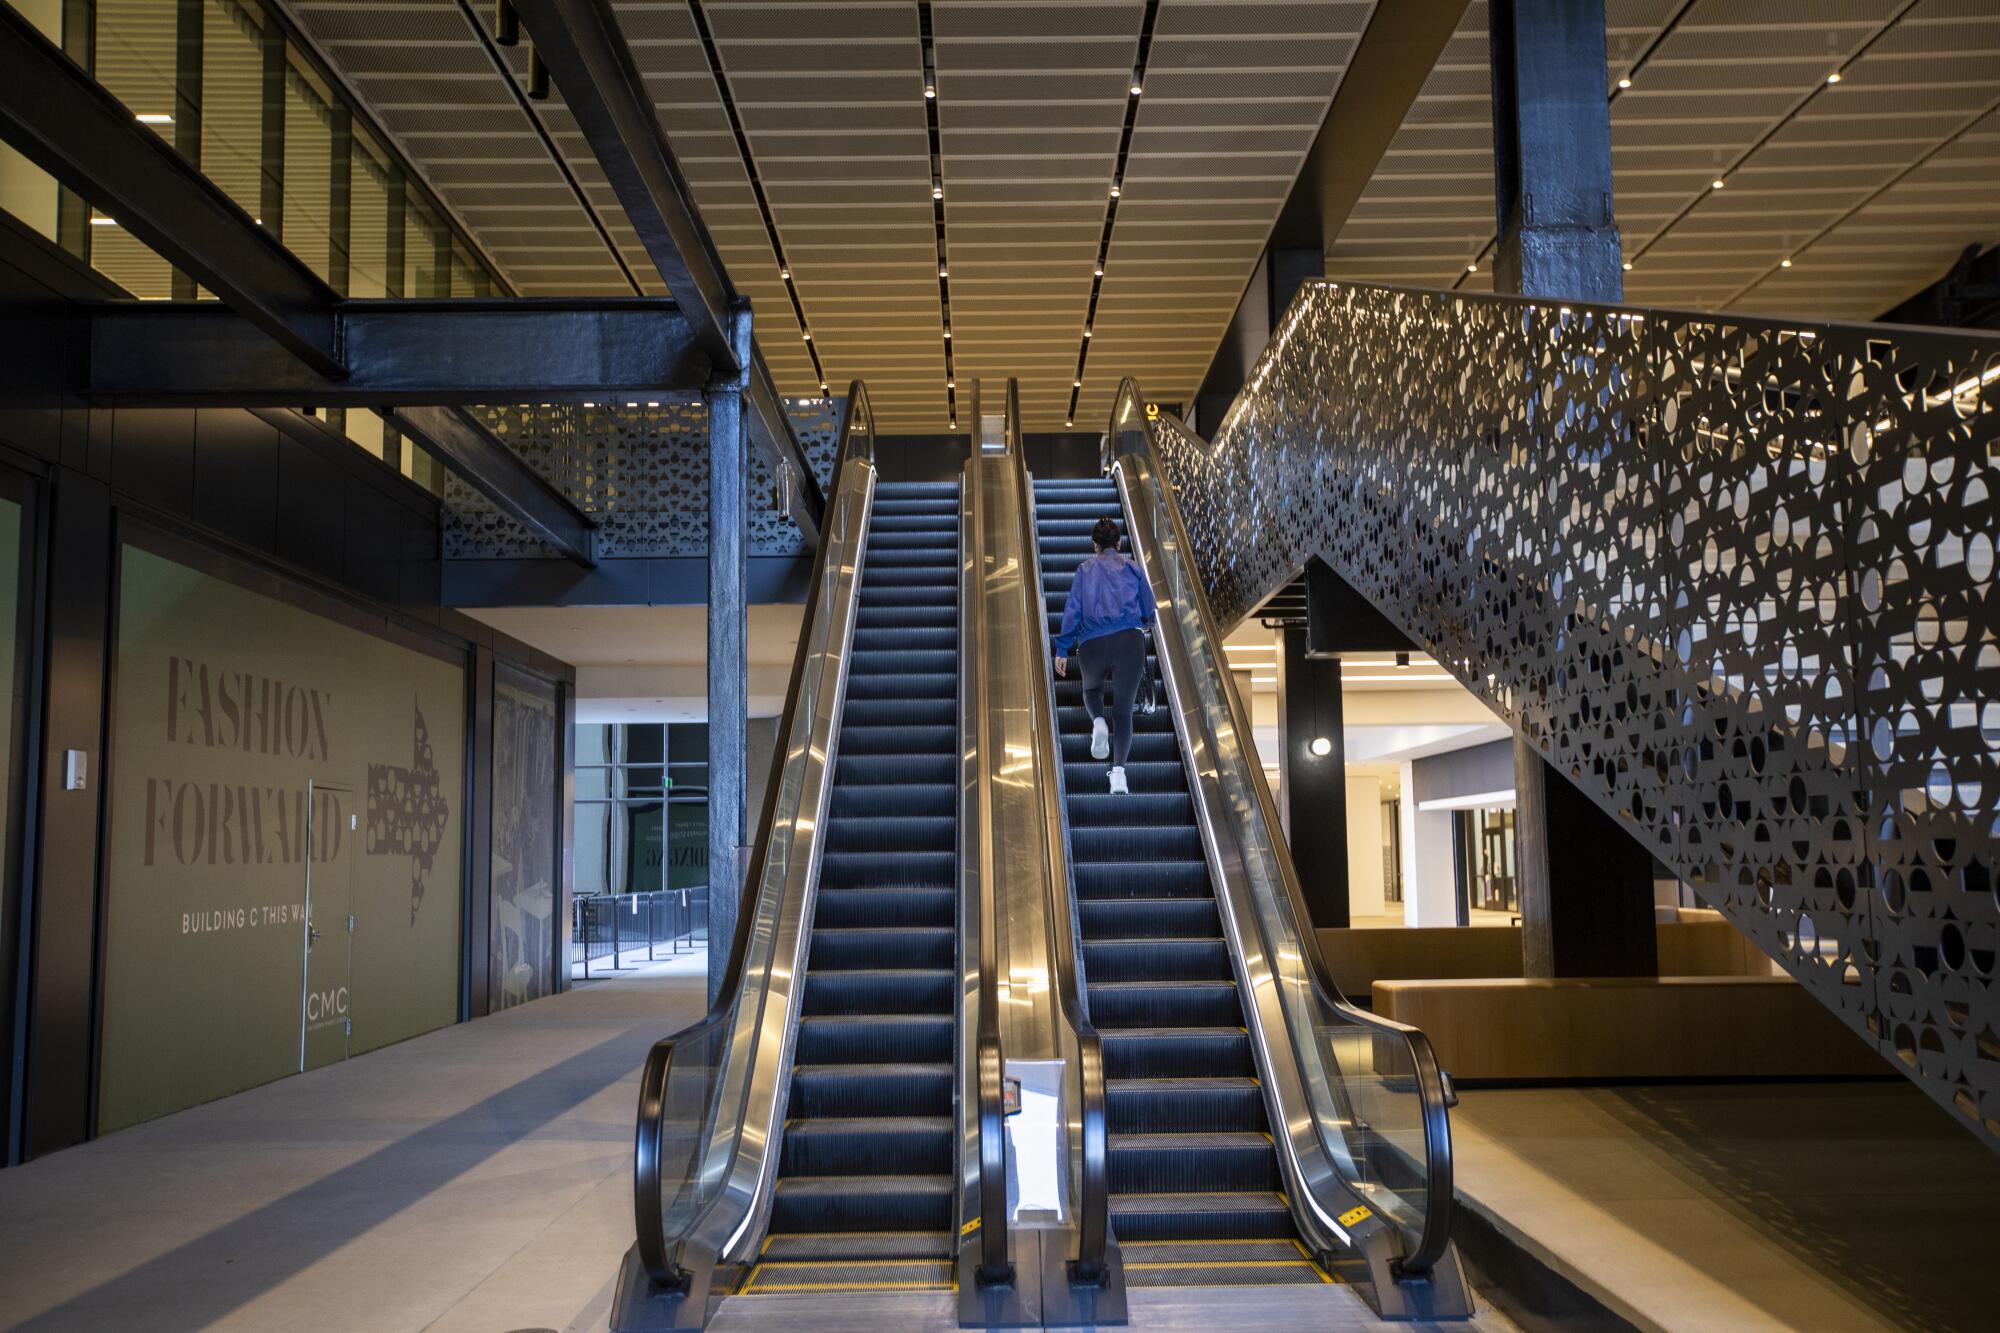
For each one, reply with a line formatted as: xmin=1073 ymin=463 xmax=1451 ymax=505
xmin=441 ymin=397 xmax=844 ymax=559
xmin=1155 ymin=281 xmax=2000 ymax=1146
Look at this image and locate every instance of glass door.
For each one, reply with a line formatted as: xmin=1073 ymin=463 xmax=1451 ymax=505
xmin=301 ymin=781 xmax=355 ymax=1071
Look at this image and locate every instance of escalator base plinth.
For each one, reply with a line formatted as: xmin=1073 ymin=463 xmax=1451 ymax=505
xmin=610 ymin=1243 xmax=713 ymax=1332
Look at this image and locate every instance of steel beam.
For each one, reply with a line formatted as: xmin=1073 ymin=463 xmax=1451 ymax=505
xmin=0 ymin=2 xmax=342 ymax=374
xmin=78 ymin=298 xmax=711 ymax=405
xmin=744 ymin=344 xmax=825 ymax=545
xmin=384 ymin=405 xmax=597 ymax=567
xmin=510 ymin=0 xmax=826 ymax=544
xmin=510 ymin=0 xmax=739 ymax=375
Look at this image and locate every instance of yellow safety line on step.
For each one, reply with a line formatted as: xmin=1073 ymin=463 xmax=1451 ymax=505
xmin=1125 ymin=1260 xmax=1318 ymax=1270
xmin=744 ymin=1279 xmax=956 ymax=1293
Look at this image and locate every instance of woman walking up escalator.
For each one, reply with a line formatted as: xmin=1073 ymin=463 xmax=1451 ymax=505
xmin=1052 ymin=516 xmax=1155 ymax=794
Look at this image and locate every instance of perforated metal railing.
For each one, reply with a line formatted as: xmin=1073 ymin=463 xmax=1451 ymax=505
xmin=1155 ymin=280 xmax=2000 ymax=1147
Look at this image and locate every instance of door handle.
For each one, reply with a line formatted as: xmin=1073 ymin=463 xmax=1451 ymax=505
xmin=308 ymin=924 xmax=322 ymax=946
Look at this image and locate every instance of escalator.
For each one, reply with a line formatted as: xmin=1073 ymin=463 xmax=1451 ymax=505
xmin=1034 ymin=477 xmax=1330 ymax=1287
xmin=747 ymin=481 xmax=961 ymax=1295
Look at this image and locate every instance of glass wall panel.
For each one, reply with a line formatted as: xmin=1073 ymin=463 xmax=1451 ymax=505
xmin=99 ymin=543 xmax=466 ymax=1132
xmin=0 ymin=491 xmax=21 ymax=1132
xmin=280 ymin=54 xmax=333 ymax=279
xmin=348 ymin=134 xmax=392 ymax=298
xmin=201 ymin=0 xmax=264 ymax=224
xmin=89 ymin=0 xmax=176 ymax=295
xmin=0 ymin=2 xmax=65 ymax=240
xmin=492 ymin=664 xmax=557 ymax=1009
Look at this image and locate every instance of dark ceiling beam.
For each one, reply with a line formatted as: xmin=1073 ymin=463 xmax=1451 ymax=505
xmin=509 ymin=0 xmax=825 ymax=542
xmin=745 ymin=346 xmax=825 ymax=546
xmin=1269 ymin=0 xmax=1472 ymax=251
xmin=1877 ymin=242 xmax=2000 ymax=331
xmin=384 ymin=405 xmax=597 ymax=566
xmin=0 ymin=2 xmax=342 ymax=374
xmin=510 ymin=0 xmax=739 ymax=375
xmin=77 ymin=298 xmax=711 ymax=405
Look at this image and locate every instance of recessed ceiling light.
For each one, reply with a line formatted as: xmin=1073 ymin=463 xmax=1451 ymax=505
xmin=1082 ymin=328 xmax=1092 ymax=338
xmin=1826 ymin=71 xmax=1842 ymax=84
xmin=802 ymin=331 xmax=811 ymax=341
xmin=779 ymin=268 xmax=790 ymax=279
xmin=1780 ymin=257 xmax=1793 ymax=268
xmin=1711 ymin=178 xmax=1725 ymax=189
xmin=89 ymin=215 xmax=117 ymax=226
xmin=1073 ymin=379 xmax=1082 ymax=388
xmin=135 ymin=112 xmax=173 ymax=125
xmin=1616 ymin=77 xmax=1632 ymax=90
xmin=947 ymin=379 xmax=954 ymax=389
xmin=932 ymin=184 xmax=943 ymax=199
xmin=1622 ymin=260 xmax=1633 ymax=270
xmin=1066 ymin=418 xmax=1074 ymax=427
xmin=1130 ymin=81 xmax=1143 ymax=95
xmin=938 ymin=264 xmax=948 ymax=277
xmin=819 ymin=383 xmax=829 ymax=393
xmin=943 ymin=329 xmax=952 ymax=339
xmin=1109 ymin=185 xmax=1121 ymax=198
xmin=1467 ymin=262 xmax=1478 ymax=273
xmin=924 ymin=84 xmax=935 ymax=99
xmin=1094 ymin=265 xmax=1104 ymax=277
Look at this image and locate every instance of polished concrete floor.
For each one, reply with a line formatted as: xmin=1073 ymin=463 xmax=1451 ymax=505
xmin=0 ymin=956 xmax=1508 ymax=1332
xmin=1452 ymin=1081 xmax=2000 ymax=1332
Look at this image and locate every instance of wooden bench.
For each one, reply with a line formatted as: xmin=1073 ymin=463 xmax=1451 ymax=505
xmin=1372 ymin=976 xmax=1886 ymax=1081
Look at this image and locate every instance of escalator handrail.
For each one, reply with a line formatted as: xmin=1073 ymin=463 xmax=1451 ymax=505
xmin=629 ymin=379 xmax=878 ymax=1287
xmin=1005 ymin=379 xmax=1110 ymax=1285
xmin=962 ymin=393 xmax=1012 ymax=1284
xmin=1106 ymin=378 xmax=1455 ymax=1277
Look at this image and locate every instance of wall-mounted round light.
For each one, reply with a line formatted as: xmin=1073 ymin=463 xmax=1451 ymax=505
xmin=1309 ymin=736 xmax=1334 ymax=758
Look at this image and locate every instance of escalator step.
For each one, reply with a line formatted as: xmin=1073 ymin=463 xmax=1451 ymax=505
xmin=788 ymin=1062 xmax=953 ymax=1117
xmin=1087 ymin=980 xmax=1243 ymax=1028
xmin=1063 ymin=761 xmax=1184 ymax=793
xmin=1081 ymin=937 xmax=1232 ymax=983
xmin=759 ymin=1232 xmax=953 ymax=1262
xmin=1067 ymin=793 xmax=1194 ymax=826
xmin=1100 ymin=1029 xmax=1255 ymax=1080
xmin=847 ymin=671 xmax=955 ymax=700
xmin=853 ymin=627 xmax=957 ymax=653
xmin=856 ymin=605 xmax=955 ymax=629
xmin=1108 ymin=1132 xmax=1280 ymax=1194
xmin=769 ymin=1176 xmax=955 ymax=1234
xmin=1071 ymin=824 xmax=1205 ymax=862
xmin=1060 ymin=731 xmax=1182 ymax=762
xmin=802 ymin=969 xmax=955 ymax=1016
xmin=1107 ymin=1192 xmax=1297 ymax=1241
xmin=1079 ymin=896 xmax=1220 ymax=940
xmin=828 ymin=781 xmax=953 ymax=818
xmin=780 ymin=1116 xmax=953 ymax=1177
xmin=810 ymin=926 xmax=955 ymax=971
xmin=836 ymin=698 xmax=955 ymax=731
xmin=1073 ymin=860 xmax=1213 ymax=900
xmin=1107 ymin=1077 xmax=1268 ymax=1133
xmin=796 ymin=1014 xmax=954 ymax=1065
xmin=824 ymin=815 xmax=956 ymax=855
xmin=819 ymin=850 xmax=954 ymax=891
xmin=838 ymin=724 xmax=955 ymax=755
xmin=813 ymin=886 xmax=954 ymax=931
xmin=849 ymin=649 xmax=957 ymax=676
xmin=834 ymin=754 xmax=955 ymax=786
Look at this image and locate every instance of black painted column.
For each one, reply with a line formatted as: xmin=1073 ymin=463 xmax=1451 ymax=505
xmin=1513 ymin=734 xmax=1657 ymax=976
xmin=705 ymin=328 xmax=751 ymax=1004
xmin=257 ymin=17 xmax=285 ymax=243
xmin=22 ymin=470 xmax=112 ymax=1157
xmin=463 ymin=644 xmax=495 ymax=1020
xmin=1489 ymin=0 xmax=1653 ymax=976
xmin=170 ymin=0 xmax=202 ymax=300
xmin=1277 ymin=626 xmax=1348 ymax=928
xmin=1488 ymin=0 xmax=1623 ymax=302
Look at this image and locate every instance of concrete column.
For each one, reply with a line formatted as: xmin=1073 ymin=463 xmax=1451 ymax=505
xmin=1514 ymin=733 xmax=1657 ymax=977
xmin=706 ymin=381 xmax=749 ymax=1003
xmin=1488 ymin=0 xmax=1623 ymax=302
xmin=1400 ymin=761 xmax=1459 ymax=929
xmin=1277 ymin=626 xmax=1347 ymax=928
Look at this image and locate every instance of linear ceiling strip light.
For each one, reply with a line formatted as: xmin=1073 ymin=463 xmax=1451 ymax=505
xmin=917 ymin=2 xmax=954 ymax=426
xmin=686 ymin=0 xmax=829 ymax=391
xmin=1067 ymin=0 xmax=1160 ymax=428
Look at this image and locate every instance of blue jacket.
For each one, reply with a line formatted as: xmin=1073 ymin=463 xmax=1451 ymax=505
xmin=1054 ymin=550 xmax=1156 ymax=656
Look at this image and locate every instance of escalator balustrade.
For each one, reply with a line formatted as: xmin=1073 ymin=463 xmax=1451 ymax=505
xmin=1033 ymin=477 xmax=1330 ymax=1288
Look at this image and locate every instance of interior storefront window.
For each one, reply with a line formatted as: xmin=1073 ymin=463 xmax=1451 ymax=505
xmin=98 ymin=543 xmax=466 ymax=1132
xmin=1456 ymin=806 xmax=1518 ymax=918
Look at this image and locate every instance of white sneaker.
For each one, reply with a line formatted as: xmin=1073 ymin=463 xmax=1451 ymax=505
xmin=1108 ymin=767 xmax=1130 ymax=795
xmin=1090 ymin=715 xmax=1110 ymax=760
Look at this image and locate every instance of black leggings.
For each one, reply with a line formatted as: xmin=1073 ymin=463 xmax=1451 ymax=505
xmin=1079 ymin=627 xmax=1147 ymax=768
